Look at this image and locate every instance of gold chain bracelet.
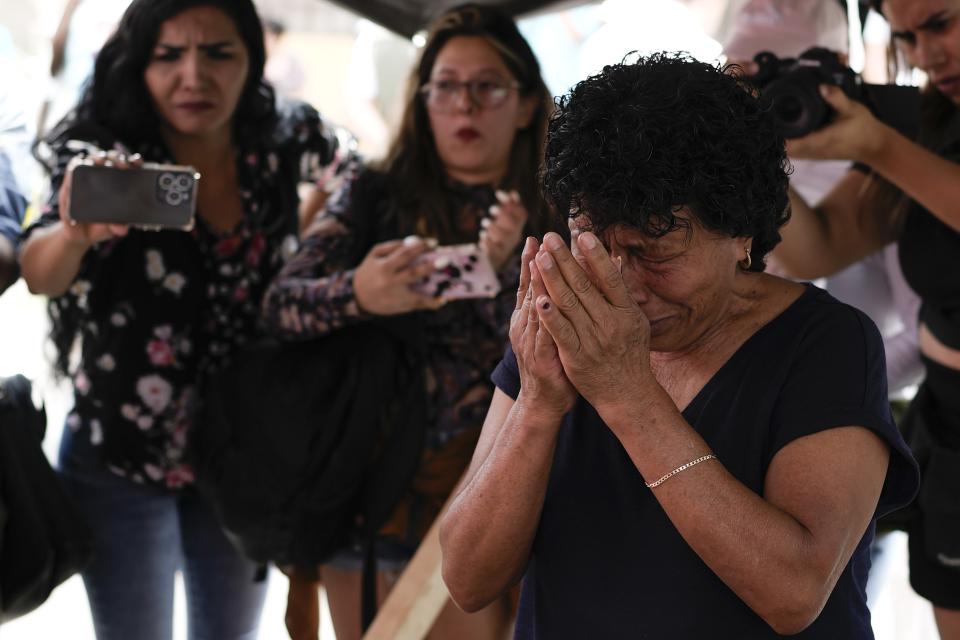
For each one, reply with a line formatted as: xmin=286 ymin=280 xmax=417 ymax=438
xmin=645 ymin=454 xmax=717 ymax=489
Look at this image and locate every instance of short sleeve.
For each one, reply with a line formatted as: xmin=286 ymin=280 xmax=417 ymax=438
xmin=491 ymin=345 xmax=521 ymax=400
xmin=769 ymin=302 xmax=919 ymax=516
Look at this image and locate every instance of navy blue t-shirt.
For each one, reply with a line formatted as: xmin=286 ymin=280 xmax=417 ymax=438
xmin=491 ymin=285 xmax=918 ymax=639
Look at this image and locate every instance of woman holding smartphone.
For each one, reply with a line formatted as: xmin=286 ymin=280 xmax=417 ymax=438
xmin=18 ymin=1 xmax=350 ymax=638
xmin=261 ymin=4 xmax=554 ymax=638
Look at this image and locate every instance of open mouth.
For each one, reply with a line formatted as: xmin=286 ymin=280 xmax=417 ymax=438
xmin=455 ymin=127 xmax=481 ymax=142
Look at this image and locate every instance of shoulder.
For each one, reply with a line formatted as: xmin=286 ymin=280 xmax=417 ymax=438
xmin=778 ymin=284 xmax=884 ymax=358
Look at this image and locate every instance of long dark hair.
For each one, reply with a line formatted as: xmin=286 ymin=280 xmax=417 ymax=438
xmin=41 ymin=0 xmax=276 ymax=160
xmin=376 ymin=3 xmax=554 ymax=243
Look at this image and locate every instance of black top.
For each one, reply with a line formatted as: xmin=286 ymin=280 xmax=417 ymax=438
xmin=23 ymin=101 xmax=352 ymax=488
xmin=261 ymin=168 xmax=523 ymax=450
xmin=492 ymin=285 xmax=918 ymax=639
xmin=898 ymin=110 xmax=960 ymax=350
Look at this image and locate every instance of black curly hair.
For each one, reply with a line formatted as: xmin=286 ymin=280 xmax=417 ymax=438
xmin=543 ymin=52 xmax=790 ymax=271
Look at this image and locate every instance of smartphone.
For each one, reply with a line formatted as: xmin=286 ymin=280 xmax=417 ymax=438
xmin=410 ymin=243 xmax=501 ymax=300
xmin=69 ymin=162 xmax=200 ymax=230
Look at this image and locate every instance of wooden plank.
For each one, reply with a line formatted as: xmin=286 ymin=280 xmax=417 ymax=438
xmin=362 ymin=503 xmax=451 ymax=640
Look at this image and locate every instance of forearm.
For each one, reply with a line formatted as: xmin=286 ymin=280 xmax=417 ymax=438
xmin=773 ymin=171 xmax=885 ymax=279
xmin=604 ymin=389 xmax=845 ymax=634
xmin=261 ymin=268 xmax=368 ymax=339
xmin=19 ymin=223 xmax=90 ymax=296
xmin=774 ymin=188 xmax=834 ymax=279
xmin=866 ymin=125 xmax=960 ymax=233
xmin=439 ymin=397 xmax=561 ymax=612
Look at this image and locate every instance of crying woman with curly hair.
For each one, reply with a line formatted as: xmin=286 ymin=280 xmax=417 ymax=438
xmin=440 ymin=53 xmax=919 ymax=638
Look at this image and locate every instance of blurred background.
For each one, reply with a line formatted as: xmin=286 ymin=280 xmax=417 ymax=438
xmin=0 ymin=0 xmax=940 ymax=637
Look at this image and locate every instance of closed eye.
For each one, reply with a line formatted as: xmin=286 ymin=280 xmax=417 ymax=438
xmin=152 ymin=46 xmax=184 ymax=62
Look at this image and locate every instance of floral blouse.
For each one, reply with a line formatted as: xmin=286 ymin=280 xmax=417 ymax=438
xmin=261 ymin=168 xmax=523 ymax=450
xmin=26 ymin=101 xmax=354 ymax=489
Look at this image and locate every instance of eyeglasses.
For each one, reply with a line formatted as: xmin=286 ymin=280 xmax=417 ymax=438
xmin=419 ymin=78 xmax=521 ymax=112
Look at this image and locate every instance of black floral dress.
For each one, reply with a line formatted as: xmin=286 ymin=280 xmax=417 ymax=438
xmin=261 ymin=167 xmax=523 ymax=451
xmin=26 ymin=101 xmax=354 ymax=489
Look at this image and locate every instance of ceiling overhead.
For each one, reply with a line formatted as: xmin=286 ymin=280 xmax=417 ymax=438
xmin=323 ymin=0 xmax=577 ymax=38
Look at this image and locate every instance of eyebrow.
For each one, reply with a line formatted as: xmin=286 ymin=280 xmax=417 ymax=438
xmin=154 ymin=41 xmax=236 ymax=53
xmin=891 ymin=10 xmax=951 ymax=41
xmin=431 ymin=66 xmax=504 ymax=76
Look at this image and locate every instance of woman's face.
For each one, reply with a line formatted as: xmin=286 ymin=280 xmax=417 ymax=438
xmin=884 ymin=0 xmax=960 ymax=104
xmin=596 ymin=214 xmax=747 ymax=353
xmin=144 ymin=6 xmax=250 ymax=140
xmin=424 ymin=35 xmax=536 ymax=185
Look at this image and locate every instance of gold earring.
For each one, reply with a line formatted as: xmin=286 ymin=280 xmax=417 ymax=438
xmin=740 ymin=248 xmax=752 ymax=271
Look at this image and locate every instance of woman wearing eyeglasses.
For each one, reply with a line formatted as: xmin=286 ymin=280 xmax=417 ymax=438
xmin=261 ymin=4 xmax=554 ymax=638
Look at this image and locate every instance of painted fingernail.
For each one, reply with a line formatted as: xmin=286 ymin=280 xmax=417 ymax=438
xmin=510 ymin=190 xmax=521 ymax=203
xmin=480 ymin=218 xmax=491 ymax=229
xmin=426 ymin=237 xmax=439 ymax=248
xmin=434 ymin=257 xmax=450 ymax=269
xmin=489 ymin=205 xmax=502 ymax=217
xmin=580 ymin=232 xmax=598 ymax=248
xmin=403 ymin=235 xmax=420 ymax=246
xmin=544 ymin=233 xmax=563 ymax=250
xmin=495 ymin=189 xmax=510 ymax=203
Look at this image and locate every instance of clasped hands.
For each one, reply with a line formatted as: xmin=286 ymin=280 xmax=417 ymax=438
xmin=510 ymin=230 xmax=653 ymax=419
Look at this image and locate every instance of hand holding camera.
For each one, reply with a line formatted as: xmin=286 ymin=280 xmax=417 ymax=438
xmin=746 ymin=47 xmax=920 ymax=143
xmin=59 ymin=150 xmax=140 ymax=247
xmin=784 ymin=84 xmax=887 ymax=162
xmin=353 ymin=235 xmax=447 ymax=315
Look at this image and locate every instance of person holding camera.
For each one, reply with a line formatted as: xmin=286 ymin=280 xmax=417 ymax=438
xmin=261 ymin=5 xmax=554 ymax=638
xmin=17 ymin=1 xmax=350 ymax=638
xmin=772 ymin=1 xmax=960 ymax=636
xmin=439 ymin=52 xmax=919 ymax=639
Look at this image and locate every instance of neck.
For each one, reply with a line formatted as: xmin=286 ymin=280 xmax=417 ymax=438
xmin=650 ymin=274 xmax=762 ymax=367
xmin=445 ymin=163 xmax=507 ymax=187
xmin=161 ymin=126 xmax=234 ymax=176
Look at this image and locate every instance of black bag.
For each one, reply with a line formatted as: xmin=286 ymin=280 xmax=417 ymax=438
xmin=0 ymin=374 xmax=93 ymax=623
xmin=192 ymin=317 xmax=427 ymax=624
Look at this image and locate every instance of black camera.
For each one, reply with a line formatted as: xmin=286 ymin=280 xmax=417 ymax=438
xmin=748 ymin=47 xmax=920 ymax=139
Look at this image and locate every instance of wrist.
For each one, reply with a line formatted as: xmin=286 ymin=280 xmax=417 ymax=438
xmin=594 ymin=376 xmax=671 ymax=436
xmin=857 ymin=120 xmax=896 ymax=166
xmin=514 ymin=391 xmax=568 ymax=431
xmin=58 ymin=221 xmax=93 ymax=250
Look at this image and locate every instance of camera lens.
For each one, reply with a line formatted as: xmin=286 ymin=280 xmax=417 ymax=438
xmin=764 ymin=74 xmax=828 ymax=138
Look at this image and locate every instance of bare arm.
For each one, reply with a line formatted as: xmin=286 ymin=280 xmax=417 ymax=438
xmin=20 ymin=153 xmax=130 ymax=296
xmin=774 ymin=171 xmax=893 ymax=279
xmin=867 ymin=124 xmax=960 ymax=233
xmin=605 ymin=389 xmax=888 ymax=635
xmin=439 ymin=390 xmax=562 ymax=612
xmin=778 ymin=84 xmax=960 ymax=279
xmin=19 ymin=222 xmax=92 ymax=296
xmin=440 ymin=237 xmax=576 ymax=612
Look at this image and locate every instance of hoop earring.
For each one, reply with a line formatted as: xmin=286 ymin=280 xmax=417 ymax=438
xmin=740 ymin=248 xmax=752 ymax=271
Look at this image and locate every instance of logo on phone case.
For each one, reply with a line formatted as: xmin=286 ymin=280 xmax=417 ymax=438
xmin=156 ymin=172 xmax=194 ymax=207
